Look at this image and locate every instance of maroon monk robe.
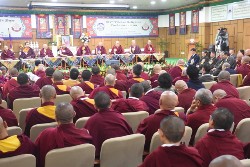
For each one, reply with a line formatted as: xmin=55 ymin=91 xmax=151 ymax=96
xmin=0 ymin=106 xmax=18 ymax=127
xmin=52 ymin=82 xmax=71 ymax=95
xmin=2 ymin=78 xmax=19 ymax=100
xmin=90 ymin=74 xmax=104 ymax=86
xmin=130 ymin=45 xmax=141 ymax=54
xmin=8 ymin=84 xmax=40 ymax=109
xmin=186 ymin=104 xmax=217 ymax=146
xmin=0 ymin=135 xmax=35 ymax=158
xmin=140 ymin=90 xmax=162 ymax=115
xmin=215 ymin=95 xmax=250 ymax=129
xmin=95 ymin=46 xmax=107 ymax=55
xmin=35 ymin=70 xmax=46 ymax=78
xmin=84 ymin=108 xmax=133 ymax=157
xmin=236 ymin=63 xmax=250 ymax=78
xmin=59 ymin=47 xmax=73 ymax=56
xmin=1 ymin=49 xmax=15 ymax=60
xmin=144 ymin=44 xmax=156 ymax=54
xmin=70 ymin=96 xmax=97 ymax=122
xmin=195 ymin=130 xmax=244 ymax=167
xmin=141 ymin=72 xmax=150 ymax=80
xmin=77 ymin=81 xmax=96 ymax=94
xmin=20 ymin=47 xmax=36 ymax=59
xmin=115 ymin=77 xmax=144 ymax=93
xmin=24 ymin=102 xmax=56 ymax=137
xmin=112 ymin=97 xmax=149 ymax=113
xmin=172 ymin=76 xmax=189 ymax=85
xmin=76 ymin=45 xmax=91 ymax=56
xmin=111 ymin=45 xmax=124 ymax=54
xmin=35 ymin=123 xmax=92 ymax=167
xmin=39 ymin=48 xmax=53 ymax=57
xmin=89 ymin=85 xmax=123 ymax=99
xmin=116 ymin=70 xmax=127 ymax=81
xmin=168 ymin=65 xmax=183 ymax=80
xmin=137 ymin=110 xmax=184 ymax=151
xmin=139 ymin=144 xmax=203 ymax=167
xmin=210 ymin=80 xmax=239 ymax=98
xmin=150 ymin=74 xmax=159 ymax=88
xmin=177 ymin=88 xmax=196 ymax=113
xmin=35 ymin=77 xmax=53 ymax=89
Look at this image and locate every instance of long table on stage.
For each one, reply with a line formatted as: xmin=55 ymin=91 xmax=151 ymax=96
xmin=0 ymin=53 xmax=164 ymax=69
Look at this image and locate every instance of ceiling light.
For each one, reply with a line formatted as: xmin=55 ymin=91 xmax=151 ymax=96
xmin=161 ymin=0 xmax=167 ymax=2
xmin=132 ymin=6 xmax=137 ymax=9
xmin=51 ymin=0 xmax=57 ymax=2
xmin=110 ymin=0 xmax=115 ymax=4
xmin=150 ymin=1 xmax=156 ymax=5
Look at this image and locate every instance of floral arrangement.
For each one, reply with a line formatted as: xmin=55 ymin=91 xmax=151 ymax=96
xmin=80 ymin=33 xmax=91 ymax=43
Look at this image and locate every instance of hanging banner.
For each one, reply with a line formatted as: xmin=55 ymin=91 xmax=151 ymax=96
xmin=191 ymin=10 xmax=199 ymax=33
xmin=54 ymin=15 xmax=70 ymax=35
xmin=179 ymin=12 xmax=187 ymax=35
xmin=169 ymin=14 xmax=175 ymax=35
xmin=36 ymin=14 xmax=51 ymax=39
xmin=71 ymin=15 xmax=83 ymax=38
xmin=0 ymin=14 xmax=32 ymax=39
xmin=87 ymin=16 xmax=158 ymax=38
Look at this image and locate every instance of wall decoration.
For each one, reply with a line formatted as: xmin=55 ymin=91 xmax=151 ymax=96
xmin=169 ymin=14 xmax=175 ymax=35
xmin=71 ymin=15 xmax=83 ymax=38
xmin=36 ymin=14 xmax=51 ymax=38
xmin=191 ymin=10 xmax=199 ymax=33
xmin=179 ymin=12 xmax=186 ymax=35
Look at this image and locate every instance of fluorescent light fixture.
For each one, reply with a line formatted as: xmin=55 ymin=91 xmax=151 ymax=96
xmin=29 ymin=2 xmax=130 ymax=9
xmin=110 ymin=0 xmax=115 ymax=4
xmin=161 ymin=0 xmax=167 ymax=2
xmin=132 ymin=6 xmax=137 ymax=9
xmin=150 ymin=1 xmax=156 ymax=5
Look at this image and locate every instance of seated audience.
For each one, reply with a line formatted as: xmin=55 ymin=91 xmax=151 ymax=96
xmin=35 ymin=102 xmax=92 ymax=167
xmin=213 ymin=51 xmax=236 ymax=76
xmin=2 ymin=68 xmax=19 ymax=100
xmin=89 ymin=74 xmax=123 ymax=99
xmin=242 ymin=72 xmax=250 ymax=86
xmin=222 ymin=63 xmax=236 ymax=74
xmin=137 ymin=62 xmax=150 ymax=80
xmin=0 ymin=94 xmax=17 ymax=127
xmin=186 ymin=65 xmax=205 ymax=90
xmin=209 ymin=155 xmax=243 ymax=167
xmin=63 ymin=68 xmax=80 ymax=87
xmin=153 ymin=73 xmax=173 ymax=92
xmin=210 ymin=71 xmax=239 ymax=98
xmin=175 ymin=80 xmax=196 ymax=113
xmin=35 ymin=67 xmax=54 ymax=89
xmin=137 ymin=91 xmax=186 ymax=151
xmin=236 ymin=56 xmax=250 ymax=78
xmin=199 ymin=63 xmax=214 ymax=82
xmin=8 ymin=73 xmax=40 ymax=109
xmin=70 ymin=86 xmax=96 ymax=122
xmin=195 ymin=108 xmax=244 ymax=167
xmin=186 ymin=88 xmax=217 ymax=145
xmin=24 ymin=85 xmax=56 ymax=137
xmin=236 ymin=51 xmax=244 ymax=68
xmin=90 ymin=66 xmax=104 ymax=86
xmin=52 ymin=70 xmax=70 ymax=95
xmin=208 ymin=51 xmax=219 ymax=70
xmin=84 ymin=92 xmax=133 ymax=157
xmin=139 ymin=116 xmax=203 ymax=167
xmin=198 ymin=50 xmax=209 ymax=69
xmin=112 ymin=64 xmax=127 ymax=81
xmin=77 ymin=70 xmax=96 ymax=94
xmin=35 ymin=64 xmax=46 ymax=78
xmin=112 ymin=83 xmax=149 ymax=113
xmin=168 ymin=59 xmax=185 ymax=80
xmin=0 ymin=116 xmax=35 ymax=158
xmin=187 ymin=48 xmax=200 ymax=66
xmin=172 ymin=68 xmax=189 ymax=85
xmin=150 ymin=64 xmax=161 ymax=88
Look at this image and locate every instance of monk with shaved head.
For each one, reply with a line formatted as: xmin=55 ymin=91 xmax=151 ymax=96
xmin=209 ymin=155 xmax=243 ymax=167
xmin=52 ymin=70 xmax=70 ymax=95
xmin=137 ymin=91 xmax=186 ymax=151
xmin=168 ymin=59 xmax=185 ymax=80
xmin=95 ymin=41 xmax=106 ymax=55
xmin=139 ymin=116 xmax=203 ymax=167
xmin=144 ymin=40 xmax=155 ymax=54
xmin=89 ymin=74 xmax=123 ymax=99
xmin=77 ymin=70 xmax=97 ymax=94
xmin=70 ymin=86 xmax=96 ymax=122
xmin=0 ymin=116 xmax=35 ymax=158
xmin=236 ymin=56 xmax=250 ymax=78
xmin=130 ymin=39 xmax=141 ymax=54
xmin=2 ymin=68 xmax=19 ymax=100
xmin=24 ymin=85 xmax=57 ymax=137
xmin=111 ymin=41 xmax=124 ymax=54
xmin=150 ymin=64 xmax=162 ymax=88
xmin=35 ymin=102 xmax=92 ymax=167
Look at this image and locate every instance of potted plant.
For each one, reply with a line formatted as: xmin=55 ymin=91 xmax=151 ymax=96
xmin=157 ymin=38 xmax=169 ymax=58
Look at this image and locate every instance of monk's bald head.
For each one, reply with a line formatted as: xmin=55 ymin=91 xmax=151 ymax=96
xmin=9 ymin=68 xmax=18 ymax=77
xmin=53 ymin=70 xmax=63 ymax=82
xmin=106 ymin=68 xmax=116 ymax=76
xmin=218 ymin=71 xmax=230 ymax=82
xmin=175 ymin=80 xmax=188 ymax=93
xmin=209 ymin=155 xmax=243 ymax=167
xmin=140 ymin=81 xmax=152 ymax=93
xmin=159 ymin=70 xmax=166 ymax=75
xmin=177 ymin=59 xmax=185 ymax=66
xmin=160 ymin=91 xmax=178 ymax=110
xmin=153 ymin=64 xmax=162 ymax=74
xmin=130 ymin=83 xmax=144 ymax=98
xmin=70 ymin=86 xmax=84 ymax=100
xmin=213 ymin=89 xmax=227 ymax=103
xmin=105 ymin=74 xmax=116 ymax=86
xmin=242 ymin=56 xmax=250 ymax=64
xmin=40 ymin=85 xmax=56 ymax=102
xmin=55 ymin=103 xmax=75 ymax=124
xmin=159 ymin=116 xmax=185 ymax=143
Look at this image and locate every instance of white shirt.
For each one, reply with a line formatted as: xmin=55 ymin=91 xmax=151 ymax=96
xmin=162 ymin=144 xmax=178 ymax=147
xmin=128 ymin=97 xmax=139 ymax=100
xmin=208 ymin=129 xmax=225 ymax=133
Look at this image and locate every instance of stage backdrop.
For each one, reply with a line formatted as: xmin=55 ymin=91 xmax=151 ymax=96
xmin=86 ymin=16 xmax=158 ymax=38
xmin=0 ymin=14 xmax=32 ymax=39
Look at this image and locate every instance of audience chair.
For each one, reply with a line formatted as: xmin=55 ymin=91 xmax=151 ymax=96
xmin=194 ymin=123 xmax=209 ymax=145
xmin=235 ymin=118 xmax=250 ymax=143
xmin=121 ymin=91 xmax=127 ymax=99
xmin=1 ymin=100 xmax=7 ymax=108
xmin=202 ymin=81 xmax=217 ymax=89
xmin=30 ymin=122 xmax=57 ymax=142
xmin=241 ymin=159 xmax=250 ymax=167
xmin=99 ymin=134 xmax=145 ymax=167
xmin=122 ymin=111 xmax=149 ymax=133
xmin=75 ymin=117 xmax=90 ymax=129
xmin=181 ymin=126 xmax=192 ymax=146
xmin=7 ymin=126 xmax=22 ymax=136
xmin=55 ymin=94 xmax=72 ymax=106
xmin=230 ymin=74 xmax=240 ymax=87
xmin=237 ymin=86 xmax=250 ymax=101
xmin=19 ymin=108 xmax=33 ymax=132
xmin=13 ymin=97 xmax=41 ymax=120
xmin=45 ymin=144 xmax=95 ymax=167
xmin=174 ymin=107 xmax=185 ymax=113
xmin=0 ymin=154 xmax=36 ymax=167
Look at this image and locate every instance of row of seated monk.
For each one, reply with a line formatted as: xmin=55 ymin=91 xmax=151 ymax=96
xmin=1 ymin=62 xmax=250 ymax=166
xmin=1 ymin=40 xmax=156 ymax=60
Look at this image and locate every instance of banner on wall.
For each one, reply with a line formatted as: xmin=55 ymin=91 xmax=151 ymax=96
xmin=179 ymin=12 xmax=186 ymax=35
xmin=0 ymin=14 xmax=32 ymax=39
xmin=71 ymin=15 xmax=83 ymax=38
xmin=86 ymin=16 xmax=158 ymax=38
xmin=191 ymin=10 xmax=199 ymax=33
xmin=36 ymin=14 xmax=51 ymax=39
xmin=54 ymin=15 xmax=70 ymax=35
xmin=169 ymin=14 xmax=175 ymax=35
